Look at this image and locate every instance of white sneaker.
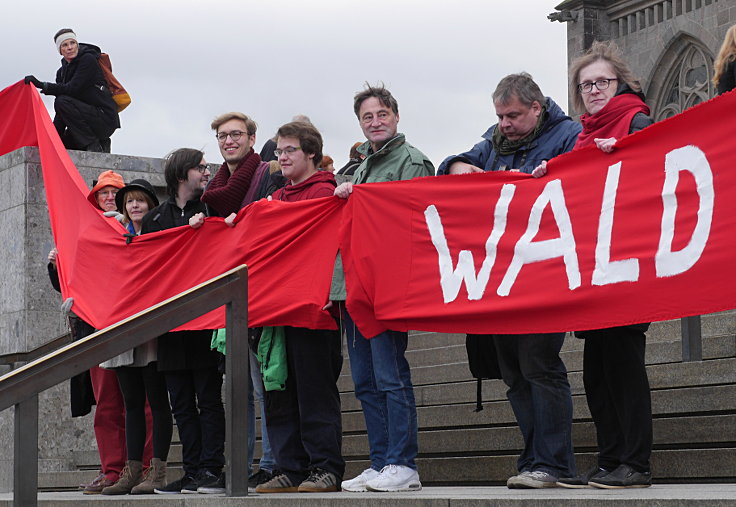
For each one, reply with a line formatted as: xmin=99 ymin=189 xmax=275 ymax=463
xmin=341 ymin=468 xmax=380 ymax=492
xmin=365 ymin=464 xmax=422 ymax=492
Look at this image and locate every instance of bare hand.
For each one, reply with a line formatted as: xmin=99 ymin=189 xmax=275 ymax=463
xmin=594 ymin=137 xmax=617 ymax=153
xmin=448 ymin=161 xmax=484 ymax=175
xmin=224 ymin=213 xmax=237 ymax=228
xmin=334 ymin=182 xmax=353 ymax=199
xmin=48 ymin=247 xmax=58 ymax=265
xmin=322 ymin=300 xmax=333 ymax=311
xmin=189 ymin=212 xmax=205 ymax=229
xmin=531 ymin=160 xmax=548 ymax=178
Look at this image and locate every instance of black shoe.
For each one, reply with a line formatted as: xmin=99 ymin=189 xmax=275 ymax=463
xmin=197 ymin=470 xmax=225 ymax=494
xmin=557 ymin=466 xmax=610 ymax=488
xmin=589 ymin=464 xmax=652 ymax=489
xmin=154 ymin=474 xmax=196 ymax=494
xmin=248 ymin=468 xmax=274 ymax=493
xmin=180 ymin=470 xmax=216 ymax=494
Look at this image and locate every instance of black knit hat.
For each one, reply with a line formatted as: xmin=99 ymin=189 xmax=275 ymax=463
xmin=115 ymin=178 xmax=159 ymax=212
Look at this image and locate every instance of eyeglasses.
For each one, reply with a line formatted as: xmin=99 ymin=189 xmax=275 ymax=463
xmin=274 ymin=146 xmax=302 ymax=157
xmin=195 ymin=164 xmax=209 ymax=173
xmin=578 ymin=78 xmax=618 ymax=94
xmin=215 ymin=130 xmax=250 ymax=142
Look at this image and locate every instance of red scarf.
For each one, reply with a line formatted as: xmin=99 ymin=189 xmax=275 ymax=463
xmin=574 ymin=93 xmax=650 ymax=150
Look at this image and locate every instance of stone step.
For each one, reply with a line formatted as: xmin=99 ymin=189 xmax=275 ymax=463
xmin=8 ymin=484 xmax=736 ymax=506
xmin=341 ymin=414 xmax=736 ymax=457
xmin=401 ymin=311 xmax=736 ymax=354
xmin=341 ymin=382 xmax=736 ymax=434
xmin=367 ymin=333 xmax=735 ymax=377
xmin=339 ymin=354 xmax=736 ymax=403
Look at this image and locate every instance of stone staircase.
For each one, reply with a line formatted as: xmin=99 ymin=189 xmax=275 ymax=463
xmin=38 ymin=312 xmax=736 ymax=490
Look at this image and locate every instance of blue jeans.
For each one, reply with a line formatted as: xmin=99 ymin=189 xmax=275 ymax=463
xmin=493 ymin=333 xmax=575 ymax=478
xmin=249 ymin=349 xmax=276 ymax=472
xmin=343 ymin=310 xmax=418 ymax=470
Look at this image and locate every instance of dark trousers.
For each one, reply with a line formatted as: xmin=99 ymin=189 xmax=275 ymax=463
xmin=164 ymin=366 xmax=225 ymax=476
xmin=53 ymin=95 xmax=115 ymax=151
xmin=116 ymin=362 xmax=173 ymax=461
xmin=583 ymin=328 xmax=652 ymax=472
xmin=494 ymin=333 xmax=575 ymax=477
xmin=265 ymin=327 xmax=344 ymax=484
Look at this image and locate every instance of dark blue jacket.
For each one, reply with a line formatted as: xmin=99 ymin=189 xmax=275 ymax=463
xmin=436 ymin=97 xmax=581 ymax=175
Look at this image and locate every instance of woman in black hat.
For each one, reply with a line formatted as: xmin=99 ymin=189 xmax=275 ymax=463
xmin=116 ymin=179 xmax=159 ymax=235
xmin=100 ymin=178 xmax=173 ymax=495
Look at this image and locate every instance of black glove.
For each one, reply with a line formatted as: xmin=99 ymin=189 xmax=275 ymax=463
xmin=24 ymin=75 xmax=44 ymax=89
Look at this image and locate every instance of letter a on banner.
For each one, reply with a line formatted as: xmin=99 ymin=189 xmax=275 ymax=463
xmin=498 ymin=179 xmax=581 ymax=296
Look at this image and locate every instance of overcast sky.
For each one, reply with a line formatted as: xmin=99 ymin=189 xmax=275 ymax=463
xmin=4 ymin=0 xmax=570 ymax=169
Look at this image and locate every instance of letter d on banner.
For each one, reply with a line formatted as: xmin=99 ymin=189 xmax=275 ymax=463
xmin=655 ymin=145 xmax=714 ymax=277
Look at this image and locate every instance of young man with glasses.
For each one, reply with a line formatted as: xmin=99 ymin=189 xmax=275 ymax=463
xmin=140 ymin=148 xmax=227 ymax=495
xmin=436 ymin=73 xmax=581 ymax=489
xmin=198 ymin=112 xmax=282 ymax=492
xmin=254 ymin=121 xmax=344 ymax=494
xmin=202 ymin=112 xmax=264 ymax=217
xmin=332 ymin=84 xmax=434 ymax=493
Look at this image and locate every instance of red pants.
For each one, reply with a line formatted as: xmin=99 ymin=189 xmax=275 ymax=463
xmin=89 ymin=366 xmax=152 ymax=480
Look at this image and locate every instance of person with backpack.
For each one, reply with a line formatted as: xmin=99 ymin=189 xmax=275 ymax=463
xmin=24 ymin=28 xmax=120 ymax=152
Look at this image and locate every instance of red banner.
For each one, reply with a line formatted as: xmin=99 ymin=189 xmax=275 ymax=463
xmin=2 ymin=80 xmax=735 ymax=337
xmin=342 ymin=91 xmax=736 ymax=336
xmin=0 ymin=82 xmax=342 ymax=331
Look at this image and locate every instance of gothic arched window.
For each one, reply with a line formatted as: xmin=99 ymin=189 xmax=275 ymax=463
xmin=652 ymin=39 xmax=714 ymax=121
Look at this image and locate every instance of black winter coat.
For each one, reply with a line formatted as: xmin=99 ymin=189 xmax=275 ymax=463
xmin=44 ymin=43 xmax=120 ymax=130
xmin=140 ymin=197 xmax=221 ymax=372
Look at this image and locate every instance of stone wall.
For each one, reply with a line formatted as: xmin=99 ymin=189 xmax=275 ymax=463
xmin=0 ymin=147 xmax=167 ymax=493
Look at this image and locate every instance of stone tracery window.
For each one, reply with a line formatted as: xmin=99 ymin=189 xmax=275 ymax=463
xmin=655 ymin=44 xmax=714 ymax=120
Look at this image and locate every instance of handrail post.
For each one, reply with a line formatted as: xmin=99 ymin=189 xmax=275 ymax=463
xmin=14 ymin=394 xmax=38 ymax=507
xmin=681 ymin=315 xmax=703 ymax=362
xmin=225 ymin=271 xmax=249 ymax=496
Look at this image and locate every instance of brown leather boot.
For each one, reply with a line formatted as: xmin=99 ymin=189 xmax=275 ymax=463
xmin=131 ymin=458 xmax=167 ymax=494
xmin=101 ymin=460 xmax=143 ymax=495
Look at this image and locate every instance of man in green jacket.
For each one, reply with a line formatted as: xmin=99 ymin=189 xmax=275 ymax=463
xmin=333 ymin=84 xmax=434 ymax=492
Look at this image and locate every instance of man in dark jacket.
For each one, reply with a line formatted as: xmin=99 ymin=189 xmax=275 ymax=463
xmin=141 ymin=148 xmax=226 ymax=495
xmin=25 ymin=28 xmax=120 ymax=152
xmin=438 ymin=73 xmax=580 ymax=489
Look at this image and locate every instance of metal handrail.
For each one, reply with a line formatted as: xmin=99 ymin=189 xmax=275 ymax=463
xmin=0 ymin=265 xmax=250 ymax=505
xmin=0 ymin=331 xmax=71 ymax=367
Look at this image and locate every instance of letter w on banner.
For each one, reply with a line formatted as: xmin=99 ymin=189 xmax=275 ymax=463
xmin=342 ymin=91 xmax=736 ymax=338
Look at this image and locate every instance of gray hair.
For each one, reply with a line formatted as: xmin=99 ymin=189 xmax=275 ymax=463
xmin=492 ymin=72 xmax=545 ymax=108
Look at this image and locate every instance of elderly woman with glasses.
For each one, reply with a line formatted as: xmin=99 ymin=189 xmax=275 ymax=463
xmin=547 ymin=41 xmax=654 ymax=491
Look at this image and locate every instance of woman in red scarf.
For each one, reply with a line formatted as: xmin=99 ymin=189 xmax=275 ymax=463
xmin=556 ymin=41 xmax=654 ymax=490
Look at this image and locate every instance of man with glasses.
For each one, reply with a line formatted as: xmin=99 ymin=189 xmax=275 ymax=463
xmin=199 ymin=112 xmax=282 ymax=492
xmin=254 ymin=121 xmax=344 ymax=494
xmin=436 ymin=73 xmax=581 ymax=489
xmin=139 ymin=148 xmax=227 ymax=495
xmin=332 ymin=84 xmax=434 ymax=493
xmin=202 ymin=113 xmax=264 ymax=217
